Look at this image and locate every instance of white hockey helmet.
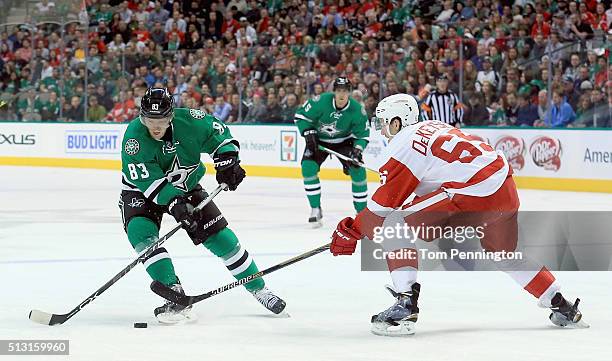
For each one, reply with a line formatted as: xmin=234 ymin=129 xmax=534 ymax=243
xmin=374 ymin=93 xmax=420 ymax=135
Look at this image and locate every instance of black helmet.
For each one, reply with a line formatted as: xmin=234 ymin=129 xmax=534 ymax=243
xmin=140 ymin=87 xmax=174 ymax=119
xmin=333 ymin=77 xmax=352 ymax=92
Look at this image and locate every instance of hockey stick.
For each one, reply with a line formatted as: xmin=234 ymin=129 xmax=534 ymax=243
xmin=150 ymin=243 xmax=331 ymax=307
xmin=28 ymin=183 xmax=228 ymax=326
xmin=318 ymin=145 xmax=378 ymax=172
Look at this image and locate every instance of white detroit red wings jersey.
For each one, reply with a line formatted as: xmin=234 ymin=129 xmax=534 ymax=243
xmin=368 ymin=120 xmax=510 ymax=213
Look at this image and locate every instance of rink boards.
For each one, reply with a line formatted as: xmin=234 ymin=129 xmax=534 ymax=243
xmin=0 ymin=122 xmax=610 ymax=193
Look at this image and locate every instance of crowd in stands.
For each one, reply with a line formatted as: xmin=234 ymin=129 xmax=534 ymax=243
xmin=0 ymin=0 xmax=610 ymax=127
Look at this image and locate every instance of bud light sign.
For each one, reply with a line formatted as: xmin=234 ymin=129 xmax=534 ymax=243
xmin=65 ymin=130 xmax=121 ymax=154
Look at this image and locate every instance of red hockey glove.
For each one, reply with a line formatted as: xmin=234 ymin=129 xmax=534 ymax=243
xmin=330 ymin=217 xmax=362 ymax=256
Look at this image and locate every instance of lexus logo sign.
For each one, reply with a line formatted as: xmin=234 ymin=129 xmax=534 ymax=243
xmin=0 ymin=133 xmax=36 ymax=145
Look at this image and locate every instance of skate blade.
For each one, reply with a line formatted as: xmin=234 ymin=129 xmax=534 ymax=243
xmin=371 ymin=320 xmax=416 ymax=336
xmin=550 ymin=313 xmax=590 ymax=329
xmin=156 ymin=311 xmax=198 ymax=325
xmin=564 ymin=319 xmax=590 ymax=329
xmin=309 ymin=220 xmax=322 ymax=229
xmin=274 ymin=310 xmax=291 ymax=318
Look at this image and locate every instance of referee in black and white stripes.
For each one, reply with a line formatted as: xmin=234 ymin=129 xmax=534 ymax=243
xmin=421 ymin=75 xmax=464 ymax=127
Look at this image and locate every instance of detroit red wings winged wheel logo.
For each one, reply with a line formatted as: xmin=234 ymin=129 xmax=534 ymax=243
xmin=494 ymin=136 xmax=525 ymax=171
xmin=529 ymin=136 xmax=562 ymax=171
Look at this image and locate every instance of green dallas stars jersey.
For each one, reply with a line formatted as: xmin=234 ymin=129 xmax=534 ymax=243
xmin=294 ymin=92 xmax=370 ymax=150
xmin=121 ymin=108 xmax=238 ymax=205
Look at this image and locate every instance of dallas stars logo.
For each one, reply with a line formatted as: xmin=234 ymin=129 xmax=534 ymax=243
xmin=128 ymin=197 xmax=145 ymax=208
xmin=165 ymin=156 xmax=198 ymax=192
xmin=319 ymin=121 xmax=340 ymax=137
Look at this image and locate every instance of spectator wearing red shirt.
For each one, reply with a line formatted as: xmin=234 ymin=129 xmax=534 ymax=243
xmin=593 ymin=3 xmax=609 ymax=31
xmin=578 ymin=2 xmax=597 ymax=27
xmin=221 ymin=10 xmax=240 ymax=35
xmin=89 ymin=32 xmax=107 ymax=54
xmin=106 ymin=91 xmax=136 ymax=123
xmin=166 ymin=22 xmax=185 ymax=43
xmin=494 ymin=26 xmax=507 ymax=51
xmin=359 ymin=1 xmax=378 ymax=15
xmin=340 ymin=1 xmax=359 ymax=17
xmin=365 ymin=12 xmax=383 ymax=37
xmin=531 ymin=13 xmax=551 ymax=38
xmin=127 ymin=0 xmax=139 ymax=11
xmin=443 ymin=26 xmax=461 ymax=49
xmin=0 ymin=42 xmax=13 ymax=62
xmin=594 ymin=57 xmax=609 ymax=88
xmin=133 ymin=21 xmax=150 ymax=43
xmin=257 ymin=9 xmax=269 ymax=33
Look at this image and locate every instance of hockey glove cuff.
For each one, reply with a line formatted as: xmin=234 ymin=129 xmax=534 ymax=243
xmin=168 ymin=196 xmax=199 ymax=233
xmin=214 ymin=152 xmax=246 ymax=191
xmin=330 ymin=217 xmax=362 ymax=256
xmin=349 ymin=147 xmax=364 ymax=168
xmin=303 ymin=129 xmax=319 ymax=158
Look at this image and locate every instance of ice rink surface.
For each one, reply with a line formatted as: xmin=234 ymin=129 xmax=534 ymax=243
xmin=1 ymin=166 xmax=611 ymax=361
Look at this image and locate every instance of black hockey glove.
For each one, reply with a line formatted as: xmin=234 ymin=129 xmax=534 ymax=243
xmin=214 ymin=152 xmax=246 ymax=191
xmin=168 ymin=195 xmax=199 ymax=232
xmin=303 ymin=129 xmax=320 ymax=158
xmin=349 ymin=147 xmax=364 ymax=167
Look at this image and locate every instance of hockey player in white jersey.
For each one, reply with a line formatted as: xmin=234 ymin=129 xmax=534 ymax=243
xmin=328 ymin=93 xmax=587 ymax=336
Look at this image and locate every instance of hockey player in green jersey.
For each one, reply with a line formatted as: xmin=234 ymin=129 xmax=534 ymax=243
xmin=120 ymin=88 xmax=286 ymax=323
xmin=294 ymin=77 xmax=370 ymax=226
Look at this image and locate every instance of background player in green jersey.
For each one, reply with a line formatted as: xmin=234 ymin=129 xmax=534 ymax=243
xmin=120 ymin=88 xmax=286 ymax=323
xmin=294 ymin=77 xmax=370 ymax=226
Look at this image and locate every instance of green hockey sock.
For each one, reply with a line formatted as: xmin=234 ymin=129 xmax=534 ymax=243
xmin=202 ymin=228 xmax=265 ymax=292
xmin=349 ymin=166 xmax=368 ymax=212
xmin=127 ymin=217 xmax=178 ymax=286
xmin=302 ymin=159 xmax=321 ymax=208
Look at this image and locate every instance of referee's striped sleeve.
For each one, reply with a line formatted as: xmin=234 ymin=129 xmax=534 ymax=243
xmin=452 ymin=93 xmax=464 ymax=125
xmin=421 ymin=94 xmax=432 ymax=121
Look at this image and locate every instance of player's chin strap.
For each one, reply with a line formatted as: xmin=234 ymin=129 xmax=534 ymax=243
xmin=318 ymin=145 xmax=378 ymax=173
xmin=28 ymin=183 xmax=228 ymax=326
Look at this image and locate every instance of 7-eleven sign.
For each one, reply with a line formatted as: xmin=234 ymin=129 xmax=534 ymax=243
xmin=280 ymin=130 xmax=297 ymax=162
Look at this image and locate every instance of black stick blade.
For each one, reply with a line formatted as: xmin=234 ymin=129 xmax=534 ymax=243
xmin=150 ymin=281 xmax=190 ymax=306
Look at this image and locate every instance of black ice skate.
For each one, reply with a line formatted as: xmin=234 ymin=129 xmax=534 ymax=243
xmin=250 ymin=286 xmax=288 ymax=315
xmin=549 ymin=292 xmax=589 ymax=328
xmin=153 ymin=282 xmax=197 ymax=324
xmin=308 ymin=207 xmax=322 ymax=228
xmin=370 ymin=283 xmax=420 ymax=336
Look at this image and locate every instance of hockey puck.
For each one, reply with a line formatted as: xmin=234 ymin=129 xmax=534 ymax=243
xmin=133 ymin=322 xmax=148 ymax=328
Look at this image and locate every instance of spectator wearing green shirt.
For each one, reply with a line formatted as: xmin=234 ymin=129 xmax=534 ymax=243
xmin=19 ymin=68 xmax=33 ymax=90
xmin=41 ymin=68 xmax=60 ymax=93
xmin=87 ymin=96 xmax=108 ymax=122
xmin=94 ymin=3 xmax=113 ymax=25
xmin=17 ymin=88 xmax=38 ymax=121
xmin=36 ymin=91 xmax=60 ymax=121
xmin=332 ymin=24 xmax=353 ymax=45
